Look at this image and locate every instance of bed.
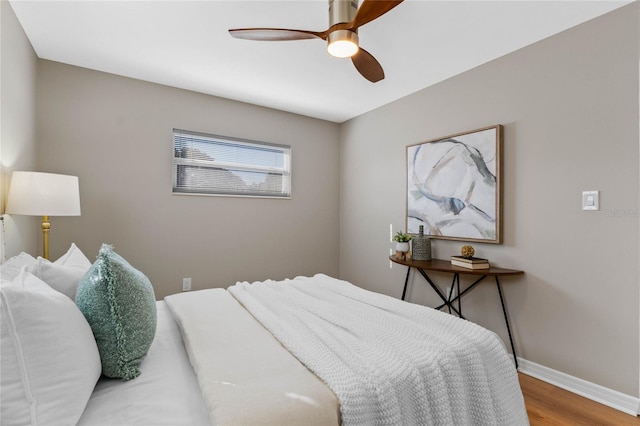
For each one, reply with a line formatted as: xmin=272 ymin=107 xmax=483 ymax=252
xmin=1 ymin=244 xmax=529 ymax=426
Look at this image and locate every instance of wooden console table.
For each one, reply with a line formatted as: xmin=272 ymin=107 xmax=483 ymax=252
xmin=389 ymin=256 xmax=524 ymax=368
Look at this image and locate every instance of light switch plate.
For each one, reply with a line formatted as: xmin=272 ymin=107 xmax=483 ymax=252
xmin=582 ymin=191 xmax=599 ymax=210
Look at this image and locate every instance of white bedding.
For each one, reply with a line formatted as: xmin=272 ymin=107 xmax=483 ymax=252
xmin=227 ymin=274 xmax=529 ymax=426
xmin=78 ymin=275 xmax=528 ymax=426
xmin=164 ymin=288 xmax=340 ymax=426
xmin=77 ymin=301 xmax=211 ymax=426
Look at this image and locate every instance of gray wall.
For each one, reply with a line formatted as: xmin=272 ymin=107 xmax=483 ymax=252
xmin=0 ymin=0 xmax=39 ymax=258
xmin=36 ymin=61 xmax=340 ymax=298
xmin=339 ymin=3 xmax=639 ymax=396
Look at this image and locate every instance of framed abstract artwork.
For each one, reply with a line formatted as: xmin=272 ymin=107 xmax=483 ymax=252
xmin=406 ymin=125 xmax=503 ymax=244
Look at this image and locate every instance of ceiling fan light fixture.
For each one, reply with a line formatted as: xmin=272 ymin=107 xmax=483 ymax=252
xmin=229 ymin=0 xmax=402 ymax=81
xmin=327 ymin=30 xmax=359 ymax=58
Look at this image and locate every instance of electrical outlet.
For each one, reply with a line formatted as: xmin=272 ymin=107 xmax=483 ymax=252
xmin=182 ymin=277 xmax=192 ymax=291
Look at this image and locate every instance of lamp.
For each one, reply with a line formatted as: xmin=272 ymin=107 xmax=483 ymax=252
xmin=5 ymin=171 xmax=81 ymax=259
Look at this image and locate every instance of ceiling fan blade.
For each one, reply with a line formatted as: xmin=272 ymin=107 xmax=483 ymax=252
xmin=351 ymin=0 xmax=404 ymax=29
xmin=351 ymin=47 xmax=384 ymax=83
xmin=229 ymin=28 xmax=325 ymax=41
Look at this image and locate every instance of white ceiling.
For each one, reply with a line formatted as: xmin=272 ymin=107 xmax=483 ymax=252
xmin=9 ymin=0 xmax=631 ymax=123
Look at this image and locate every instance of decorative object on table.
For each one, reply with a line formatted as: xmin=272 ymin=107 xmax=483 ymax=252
xmin=406 ymin=125 xmax=503 ymax=244
xmin=460 ymin=244 xmax=475 ymax=258
xmin=450 ymin=255 xmax=490 ymax=269
xmin=5 ymin=171 xmax=81 ymax=259
xmin=393 ymin=231 xmax=412 ymax=260
xmin=411 ymin=225 xmax=431 ymax=261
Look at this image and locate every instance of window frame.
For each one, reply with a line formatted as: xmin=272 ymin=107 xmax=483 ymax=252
xmin=172 ymin=129 xmax=292 ymax=199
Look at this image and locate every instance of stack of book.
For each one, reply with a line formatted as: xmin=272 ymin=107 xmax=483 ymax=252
xmin=450 ymin=256 xmax=490 ymax=269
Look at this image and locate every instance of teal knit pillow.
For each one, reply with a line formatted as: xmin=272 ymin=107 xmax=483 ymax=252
xmin=76 ymin=244 xmax=157 ymax=380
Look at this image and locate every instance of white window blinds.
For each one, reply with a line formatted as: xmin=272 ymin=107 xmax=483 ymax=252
xmin=173 ymin=129 xmax=291 ymax=198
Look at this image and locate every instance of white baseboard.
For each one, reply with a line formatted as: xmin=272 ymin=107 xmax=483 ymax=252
xmin=517 ymin=357 xmax=640 ymax=417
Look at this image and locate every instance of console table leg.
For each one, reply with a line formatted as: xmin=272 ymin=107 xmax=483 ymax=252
xmin=401 ymin=267 xmax=411 ymax=301
xmin=456 ymin=274 xmax=462 ymax=317
xmin=446 ymin=282 xmax=455 ymax=314
xmin=495 ymin=277 xmax=518 ymax=369
xmin=420 ymin=269 xmax=463 ymax=317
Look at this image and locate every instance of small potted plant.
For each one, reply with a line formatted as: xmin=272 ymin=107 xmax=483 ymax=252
xmin=393 ymin=231 xmax=412 ymax=253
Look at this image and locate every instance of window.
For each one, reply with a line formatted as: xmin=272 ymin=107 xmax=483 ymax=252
xmin=173 ymin=129 xmax=291 ymax=198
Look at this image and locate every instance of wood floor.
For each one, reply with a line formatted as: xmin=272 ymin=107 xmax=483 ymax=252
xmin=519 ymin=373 xmax=640 ymax=425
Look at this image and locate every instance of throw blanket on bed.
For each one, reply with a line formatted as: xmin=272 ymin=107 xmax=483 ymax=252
xmin=228 ymin=274 xmax=529 ymax=426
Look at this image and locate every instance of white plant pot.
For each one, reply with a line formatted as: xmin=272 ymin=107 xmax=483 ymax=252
xmin=396 ymin=242 xmax=410 ymax=253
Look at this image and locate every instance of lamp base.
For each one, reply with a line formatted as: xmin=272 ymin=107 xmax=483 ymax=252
xmin=42 ymin=215 xmax=50 ymax=260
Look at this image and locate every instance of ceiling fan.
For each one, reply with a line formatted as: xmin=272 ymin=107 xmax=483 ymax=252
xmin=228 ymin=0 xmax=404 ymax=83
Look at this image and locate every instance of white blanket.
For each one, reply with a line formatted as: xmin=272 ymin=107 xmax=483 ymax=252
xmin=228 ymin=274 xmax=529 ymax=426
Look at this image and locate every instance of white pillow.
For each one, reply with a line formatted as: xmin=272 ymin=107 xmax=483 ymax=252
xmin=0 ymin=252 xmax=37 ymax=282
xmin=29 ymin=243 xmax=92 ymax=300
xmin=0 ymin=269 xmax=101 ymax=426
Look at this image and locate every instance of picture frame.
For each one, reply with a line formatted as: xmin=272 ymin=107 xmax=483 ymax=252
xmin=406 ymin=125 xmax=503 ymax=244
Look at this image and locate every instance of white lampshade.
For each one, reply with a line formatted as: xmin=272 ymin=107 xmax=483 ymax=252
xmin=6 ymin=171 xmax=81 ymax=216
